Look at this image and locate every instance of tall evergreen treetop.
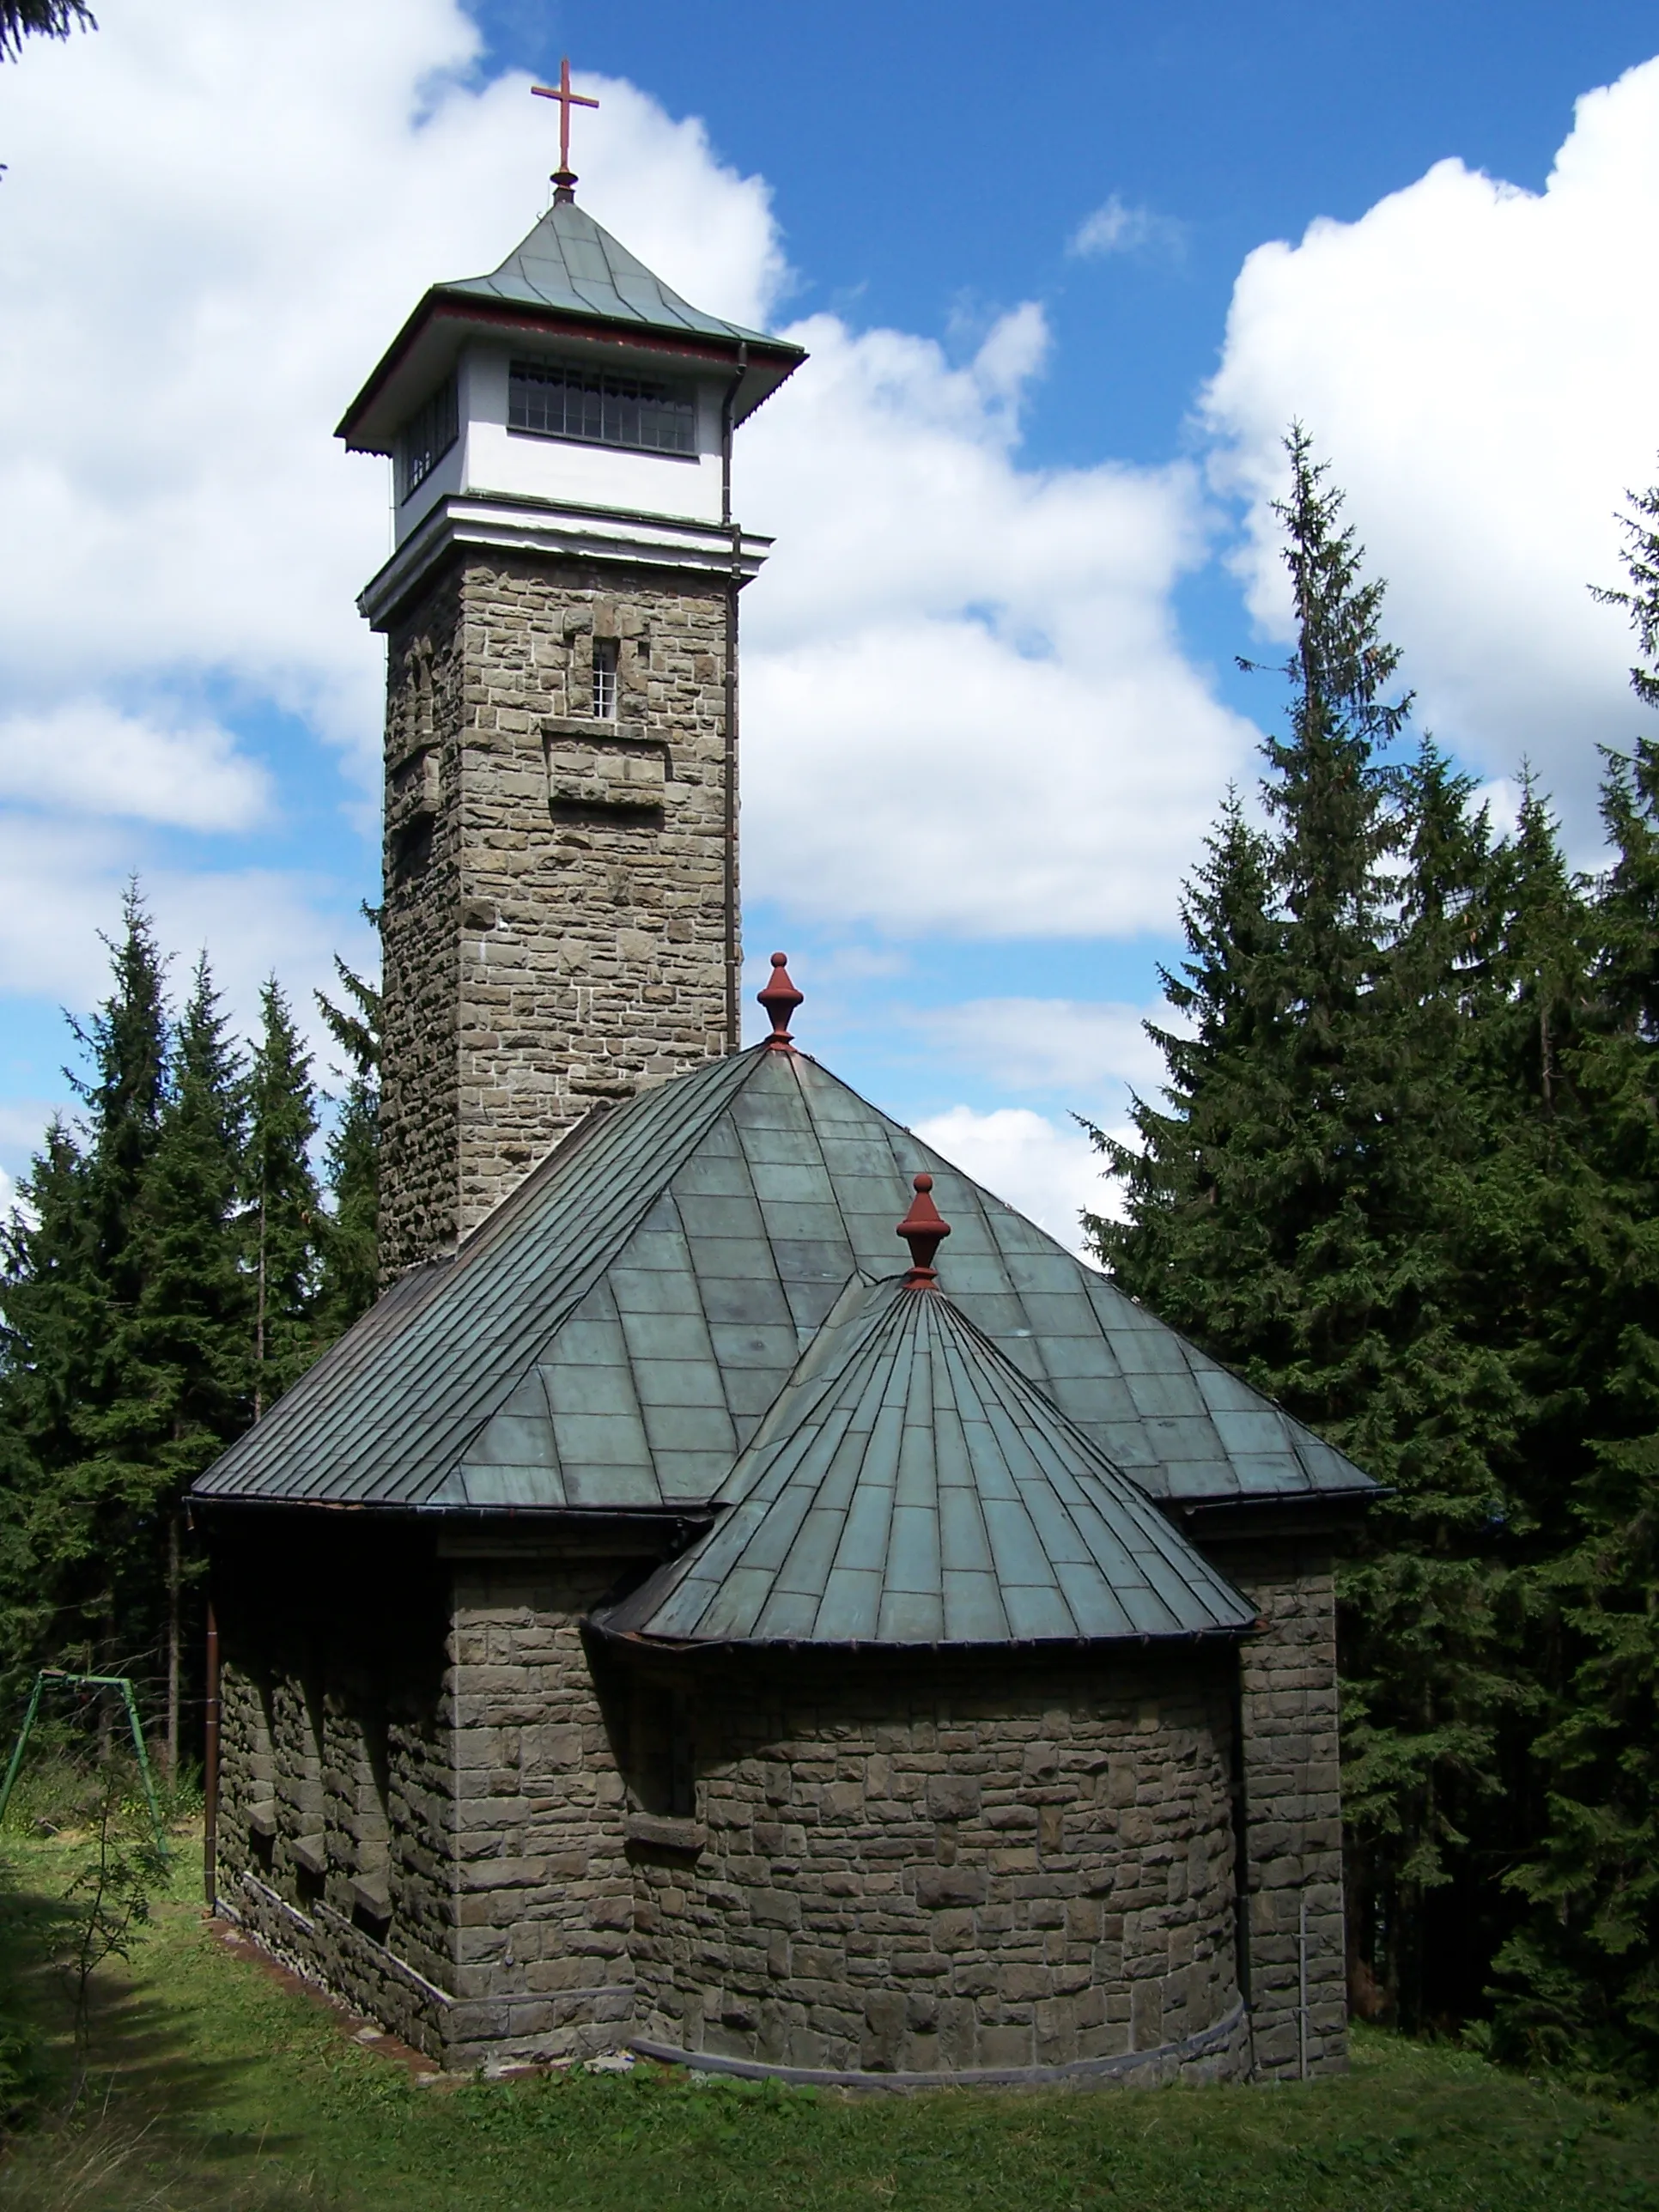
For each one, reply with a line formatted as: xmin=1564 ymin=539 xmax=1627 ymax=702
xmin=1259 ymin=425 xmax=1410 ymax=996
xmin=314 ymin=948 xmax=381 ymax=1337
xmin=245 ymin=977 xmax=321 ymax=1416
xmin=132 ymin=955 xmax=252 ymax=1489
xmin=70 ymin=885 xmax=168 ymax=1310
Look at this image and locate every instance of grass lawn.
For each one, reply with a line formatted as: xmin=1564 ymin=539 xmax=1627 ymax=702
xmin=3 ymin=1829 xmax=1657 ymax=2212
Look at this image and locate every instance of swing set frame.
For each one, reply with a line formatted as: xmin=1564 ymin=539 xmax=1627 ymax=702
xmin=0 ymin=1669 xmax=170 ymax=1859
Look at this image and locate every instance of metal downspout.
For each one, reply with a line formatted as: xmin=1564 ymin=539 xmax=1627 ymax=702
xmin=204 ymin=1602 xmax=221 ymax=1911
xmin=1228 ymin=1644 xmax=1257 ymax=2078
xmin=720 ymin=343 xmax=748 ymax=1052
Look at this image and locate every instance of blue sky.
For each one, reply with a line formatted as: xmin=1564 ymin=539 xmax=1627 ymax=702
xmin=3 ymin=1 xmax=1658 ymax=1243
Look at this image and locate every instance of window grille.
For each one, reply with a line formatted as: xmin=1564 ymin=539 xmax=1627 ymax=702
xmin=592 ymin=637 xmax=618 ymax=720
xmin=509 ymin=358 xmax=695 ymax=456
xmin=397 ymin=376 xmax=459 ymax=504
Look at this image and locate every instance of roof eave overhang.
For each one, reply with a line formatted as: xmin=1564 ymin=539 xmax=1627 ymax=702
xmin=1168 ymin=1483 xmax=1382 ymax=1547
xmin=587 ymin=1620 xmax=1255 ymax=1660
xmin=336 ymin=289 xmax=807 ymax=455
xmin=190 ymin=1494 xmax=712 ymax=1532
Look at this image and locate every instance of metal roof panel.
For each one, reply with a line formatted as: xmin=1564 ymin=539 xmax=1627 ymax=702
xmin=195 ymin=1042 xmax=1375 ymax=1529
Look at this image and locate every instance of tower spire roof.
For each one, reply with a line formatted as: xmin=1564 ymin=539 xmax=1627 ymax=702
xmin=444 ymin=196 xmax=775 ymax=347
xmin=337 ymin=198 xmax=805 ymax=456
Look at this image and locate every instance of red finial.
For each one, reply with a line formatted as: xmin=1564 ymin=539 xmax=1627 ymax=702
xmin=897 ymin=1173 xmax=951 ymax=1286
xmin=532 ymin=58 xmax=599 ymax=203
xmin=757 ymin=951 xmax=803 ymax=1050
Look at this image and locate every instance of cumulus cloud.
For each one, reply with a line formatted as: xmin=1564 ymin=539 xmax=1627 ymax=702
xmin=1205 ymin=57 xmax=1659 ymax=833
xmin=912 ymin=1105 xmax=1114 ymax=1259
xmin=739 ymin=314 xmax=1253 ymax=934
xmin=0 ymin=0 xmax=1254 ymax=970
xmin=915 ymin=997 xmax=1168 ymax=1095
xmin=0 ymin=816 xmax=367 ymax=1053
xmin=0 ymin=703 xmax=270 ymax=830
xmin=0 ymin=1103 xmax=66 ymax=1206
xmin=1069 ymin=195 xmax=1187 ymax=259
xmin=0 ymin=6 xmax=783 ymax=778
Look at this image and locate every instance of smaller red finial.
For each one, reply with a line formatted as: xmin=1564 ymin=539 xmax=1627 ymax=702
xmin=757 ymin=952 xmax=803 ymax=1050
xmin=897 ymin=1173 xmax=951 ymax=1286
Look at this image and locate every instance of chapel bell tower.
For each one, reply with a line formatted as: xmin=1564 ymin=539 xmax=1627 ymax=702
xmin=337 ymin=65 xmax=805 ymax=1277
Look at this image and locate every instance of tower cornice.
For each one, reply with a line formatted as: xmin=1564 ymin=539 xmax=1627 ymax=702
xmin=356 ymin=490 xmax=774 ymax=634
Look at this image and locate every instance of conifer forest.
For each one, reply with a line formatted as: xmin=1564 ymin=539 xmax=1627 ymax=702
xmin=5 ymin=433 xmax=1659 ymax=2089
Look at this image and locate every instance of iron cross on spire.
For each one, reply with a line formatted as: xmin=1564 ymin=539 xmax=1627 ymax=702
xmin=532 ymin=58 xmax=599 ymax=204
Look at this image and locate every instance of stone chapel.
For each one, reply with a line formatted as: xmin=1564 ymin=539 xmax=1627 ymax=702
xmin=191 ymin=131 xmax=1372 ymax=2088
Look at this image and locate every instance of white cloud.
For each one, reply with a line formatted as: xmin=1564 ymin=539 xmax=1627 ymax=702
xmin=1204 ymin=57 xmax=1659 ymax=833
xmin=0 ymin=1103 xmax=68 ymax=1197
xmin=0 ymin=817 xmax=369 ymax=1063
xmin=916 ymin=997 xmax=1168 ymax=1095
xmin=1069 ymin=195 xmax=1187 ymax=259
xmin=0 ymin=9 xmax=782 ymax=780
xmin=0 ymin=0 xmax=1250 ymax=962
xmin=913 ymin=1104 xmax=1114 ymax=1259
xmin=739 ymin=313 xmax=1255 ymax=935
xmin=0 ymin=702 xmax=270 ymax=830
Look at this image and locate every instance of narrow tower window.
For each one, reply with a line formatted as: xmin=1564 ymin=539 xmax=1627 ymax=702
xmin=592 ymin=637 xmax=618 ymax=720
xmin=396 ymin=376 xmax=459 ymax=504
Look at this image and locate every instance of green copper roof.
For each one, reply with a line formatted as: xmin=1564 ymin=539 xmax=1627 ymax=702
xmin=192 ymin=1044 xmax=1375 ymax=1518
xmin=599 ymin=1279 xmax=1257 ymax=1648
xmin=441 ymin=198 xmax=776 ymax=346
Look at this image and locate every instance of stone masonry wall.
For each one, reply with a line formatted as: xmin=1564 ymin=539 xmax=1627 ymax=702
xmin=379 ymin=564 xmax=464 ymax=1283
xmin=212 ymin=1525 xmax=1345 ymax=2085
xmin=212 ymin=1525 xmax=456 ymax=2061
xmin=627 ymin=1652 xmax=1245 ymax=2080
xmin=442 ymin=1559 xmax=641 ymax=2068
xmin=377 ymin=550 xmax=738 ymax=1279
xmin=217 ymin=1650 xmax=454 ymax=2058
xmin=1224 ymin=1540 xmax=1348 ymax=2080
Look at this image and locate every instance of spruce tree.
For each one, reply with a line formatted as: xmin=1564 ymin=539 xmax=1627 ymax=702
xmin=1486 ymin=500 xmax=1659 ymax=2079
xmin=244 ymin=978 xmax=321 ymax=1416
xmin=1090 ymin=434 xmax=1522 ymax=2024
xmin=130 ymin=957 xmax=251 ymax=1771
xmin=40 ymin=890 xmax=171 ymax=1688
xmin=0 ymin=1116 xmax=95 ymax=1698
xmin=1084 ymin=789 xmax=1279 ymax=1338
xmin=314 ymin=952 xmax=380 ymax=1337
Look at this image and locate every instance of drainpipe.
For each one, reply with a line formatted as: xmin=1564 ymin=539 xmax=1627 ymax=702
xmin=1228 ymin=1645 xmax=1255 ymax=2077
xmin=204 ymin=1600 xmax=221 ymax=1913
xmin=720 ymin=343 xmax=748 ymax=1053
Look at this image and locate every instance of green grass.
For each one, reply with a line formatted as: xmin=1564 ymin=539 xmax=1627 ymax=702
xmin=3 ymin=1831 xmax=1657 ymax=2212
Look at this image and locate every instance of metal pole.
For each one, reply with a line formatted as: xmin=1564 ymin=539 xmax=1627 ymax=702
xmin=720 ymin=343 xmax=748 ymax=1056
xmin=1 ymin=1670 xmax=168 ymax=1856
xmin=0 ymin=1674 xmax=46 ymax=1829
xmin=118 ymin=1678 xmax=169 ymax=1861
xmin=1298 ymin=1891 xmax=1310 ymax=2081
xmin=204 ymin=1602 xmax=221 ymax=1913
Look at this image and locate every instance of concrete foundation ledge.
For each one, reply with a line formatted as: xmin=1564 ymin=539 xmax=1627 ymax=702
xmin=630 ymin=2001 xmax=1250 ymax=2093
